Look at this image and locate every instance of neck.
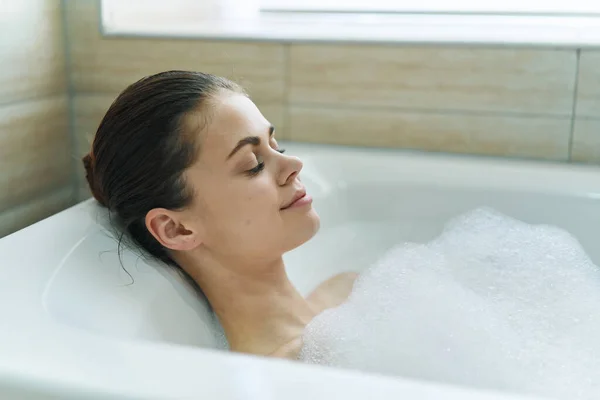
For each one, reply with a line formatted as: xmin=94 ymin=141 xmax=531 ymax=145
xmin=180 ymin=254 xmax=316 ymax=355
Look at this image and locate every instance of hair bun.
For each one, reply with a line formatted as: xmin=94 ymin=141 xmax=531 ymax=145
xmin=82 ymin=153 xmax=107 ymax=207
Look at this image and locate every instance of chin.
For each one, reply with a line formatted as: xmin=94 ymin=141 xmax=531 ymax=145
xmin=305 ymin=208 xmax=321 ymax=236
xmin=285 ymin=208 xmax=320 ymax=252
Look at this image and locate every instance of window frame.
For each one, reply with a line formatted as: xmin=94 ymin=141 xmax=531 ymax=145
xmin=100 ymin=0 xmax=600 ymax=48
xmin=259 ymin=0 xmax=600 ymax=16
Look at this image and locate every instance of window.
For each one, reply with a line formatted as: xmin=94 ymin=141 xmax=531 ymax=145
xmin=260 ymin=0 xmax=600 ymax=15
xmin=101 ymin=0 xmax=600 ymax=46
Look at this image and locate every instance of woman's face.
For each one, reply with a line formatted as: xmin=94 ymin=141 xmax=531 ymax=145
xmin=181 ymin=93 xmax=320 ymax=263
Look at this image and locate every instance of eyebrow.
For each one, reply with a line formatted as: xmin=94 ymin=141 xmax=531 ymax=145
xmin=227 ymin=125 xmax=275 ymax=160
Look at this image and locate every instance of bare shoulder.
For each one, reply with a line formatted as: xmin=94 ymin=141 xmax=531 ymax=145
xmin=269 ymin=272 xmax=359 ymax=360
xmin=307 ymin=272 xmax=359 ymax=315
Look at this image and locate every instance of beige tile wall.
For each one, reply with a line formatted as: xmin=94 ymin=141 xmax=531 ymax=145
xmin=1 ymin=2 xmax=597 ymax=237
xmin=0 ymin=0 xmax=73 ymax=237
xmin=289 ymin=46 xmax=576 ymax=115
xmin=66 ymin=1 xmax=600 ymax=203
xmin=572 ymin=51 xmax=600 ymax=163
xmin=289 ymin=107 xmax=571 ymax=160
xmin=0 ymin=1 xmax=67 ymax=103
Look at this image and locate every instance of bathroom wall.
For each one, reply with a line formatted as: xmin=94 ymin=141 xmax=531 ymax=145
xmin=2 ymin=1 xmax=597 ymax=237
xmin=64 ymin=1 xmax=600 ymax=202
xmin=572 ymin=53 xmax=600 ymax=162
xmin=0 ymin=0 xmax=73 ymax=237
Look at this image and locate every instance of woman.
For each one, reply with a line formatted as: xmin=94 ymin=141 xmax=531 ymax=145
xmin=83 ymin=70 xmax=357 ymax=358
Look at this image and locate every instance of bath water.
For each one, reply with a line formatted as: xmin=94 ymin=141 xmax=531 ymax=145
xmin=299 ymin=208 xmax=600 ymax=399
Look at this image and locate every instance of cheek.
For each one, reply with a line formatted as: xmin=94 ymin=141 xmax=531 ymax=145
xmin=239 ymin=181 xmax=280 ymax=222
xmin=217 ymin=181 xmax=284 ymax=254
xmin=206 ymin=178 xmax=280 ymax=231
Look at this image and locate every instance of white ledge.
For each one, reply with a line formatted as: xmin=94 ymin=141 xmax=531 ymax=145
xmin=101 ymin=4 xmax=600 ymax=48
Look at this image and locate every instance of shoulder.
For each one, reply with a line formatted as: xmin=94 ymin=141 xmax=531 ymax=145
xmin=314 ymin=272 xmax=359 ymax=294
xmin=307 ymin=272 xmax=359 ymax=315
xmin=270 ymin=272 xmax=359 ymax=360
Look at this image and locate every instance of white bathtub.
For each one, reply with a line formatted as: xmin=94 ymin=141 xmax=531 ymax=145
xmin=2 ymin=142 xmax=600 ymax=400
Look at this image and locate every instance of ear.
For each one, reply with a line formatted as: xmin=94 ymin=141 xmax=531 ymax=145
xmin=145 ymin=208 xmax=201 ymax=251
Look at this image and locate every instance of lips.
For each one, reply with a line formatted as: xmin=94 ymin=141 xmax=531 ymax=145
xmin=281 ymin=189 xmax=307 ymax=210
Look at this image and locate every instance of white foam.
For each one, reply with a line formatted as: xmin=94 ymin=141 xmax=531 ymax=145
xmin=299 ymin=208 xmax=600 ymax=399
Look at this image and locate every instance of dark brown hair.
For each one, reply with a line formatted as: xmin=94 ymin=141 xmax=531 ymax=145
xmin=83 ymin=70 xmax=244 ymax=265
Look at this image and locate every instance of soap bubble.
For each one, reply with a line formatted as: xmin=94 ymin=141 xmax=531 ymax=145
xmin=299 ymin=208 xmax=600 ymax=399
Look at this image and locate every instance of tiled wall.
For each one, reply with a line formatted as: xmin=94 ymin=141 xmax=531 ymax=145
xmin=3 ymin=2 xmax=599 ymax=237
xmin=0 ymin=0 xmax=73 ymax=237
xmin=572 ymin=52 xmax=600 ymax=162
xmin=61 ymin=1 xmax=599 ymax=201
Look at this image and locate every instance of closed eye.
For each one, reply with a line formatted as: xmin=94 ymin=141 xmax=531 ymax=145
xmin=245 ymin=148 xmax=285 ymax=177
xmin=246 ymin=160 xmax=265 ymax=176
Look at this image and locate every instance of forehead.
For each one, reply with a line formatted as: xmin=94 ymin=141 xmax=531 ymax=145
xmin=194 ymin=94 xmax=270 ymax=162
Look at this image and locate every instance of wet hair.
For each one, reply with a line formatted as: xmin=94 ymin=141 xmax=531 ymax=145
xmin=83 ymin=70 xmax=244 ymax=265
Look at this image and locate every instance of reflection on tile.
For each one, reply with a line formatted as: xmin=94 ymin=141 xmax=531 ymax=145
xmin=0 ymin=186 xmax=74 ymax=238
xmin=0 ymin=0 xmax=66 ymax=104
xmin=289 ymin=45 xmax=576 ymax=115
xmin=571 ymin=118 xmax=600 ymax=163
xmin=78 ymin=185 xmax=92 ymax=203
xmin=289 ymin=106 xmax=570 ymax=161
xmin=65 ymin=1 xmax=285 ymax=102
xmin=74 ymin=94 xmax=117 ymax=157
xmin=0 ymin=96 xmax=71 ymax=212
xmin=576 ymin=51 xmax=600 ymax=118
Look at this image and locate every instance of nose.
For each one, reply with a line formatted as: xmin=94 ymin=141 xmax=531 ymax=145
xmin=278 ymin=154 xmax=303 ymax=186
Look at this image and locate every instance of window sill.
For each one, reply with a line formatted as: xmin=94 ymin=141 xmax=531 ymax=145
xmin=101 ymin=6 xmax=600 ymax=48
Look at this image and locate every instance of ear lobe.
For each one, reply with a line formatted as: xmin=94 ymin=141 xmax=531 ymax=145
xmin=145 ymin=208 xmax=201 ymax=251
